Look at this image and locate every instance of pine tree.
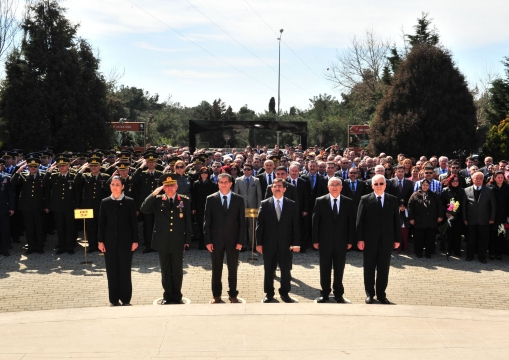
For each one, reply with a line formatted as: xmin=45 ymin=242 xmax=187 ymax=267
xmin=371 ymin=44 xmax=477 ymax=157
xmin=268 ymin=97 xmax=276 ymax=114
xmin=406 ymin=12 xmax=440 ymax=47
xmin=0 ymin=1 xmax=113 ymax=151
xmin=486 ymin=56 xmax=509 ymax=126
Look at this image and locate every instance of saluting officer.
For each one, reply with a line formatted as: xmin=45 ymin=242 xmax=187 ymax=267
xmin=132 ymin=151 xmax=163 ymax=253
xmin=11 ymin=156 xmax=46 ymax=254
xmin=140 ymin=174 xmax=191 ymax=304
xmin=75 ymin=154 xmax=111 ymax=253
xmin=43 ymin=155 xmax=79 ymax=255
xmin=107 ymin=162 xmax=139 ymax=208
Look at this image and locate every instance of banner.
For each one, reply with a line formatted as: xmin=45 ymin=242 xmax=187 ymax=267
xmin=348 ymin=125 xmax=370 ymax=152
xmin=111 ymin=122 xmax=145 ymax=150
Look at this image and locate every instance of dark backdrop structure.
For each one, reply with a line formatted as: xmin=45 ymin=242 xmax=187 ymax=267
xmin=188 ymin=120 xmax=308 ymax=152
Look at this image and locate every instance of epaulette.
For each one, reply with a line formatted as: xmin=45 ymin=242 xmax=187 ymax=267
xmin=177 ymin=194 xmax=189 ymax=200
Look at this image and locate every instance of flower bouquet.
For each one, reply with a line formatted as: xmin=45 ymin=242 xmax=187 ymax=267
xmin=445 ymin=198 xmax=460 ymax=226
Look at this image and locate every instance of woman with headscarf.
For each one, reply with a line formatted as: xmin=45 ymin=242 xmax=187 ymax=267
xmin=191 ymin=167 xmax=218 ymax=250
xmin=408 ymin=179 xmax=443 ymax=258
xmin=441 ymin=174 xmax=465 ymax=257
xmin=487 ymin=171 xmax=509 ymax=260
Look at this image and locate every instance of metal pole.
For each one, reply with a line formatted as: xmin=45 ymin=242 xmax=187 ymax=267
xmin=277 ymin=29 xmax=283 ymax=147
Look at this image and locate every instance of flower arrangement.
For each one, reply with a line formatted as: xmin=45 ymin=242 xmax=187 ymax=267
xmin=498 ymin=222 xmax=509 ymax=236
xmin=446 ymin=198 xmax=460 ymax=226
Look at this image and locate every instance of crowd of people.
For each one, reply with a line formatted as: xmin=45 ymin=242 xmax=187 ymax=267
xmin=0 ymin=143 xmax=508 ymax=305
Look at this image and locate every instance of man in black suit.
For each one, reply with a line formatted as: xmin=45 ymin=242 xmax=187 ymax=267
xmin=256 ymin=178 xmax=300 ymax=303
xmin=313 ymin=177 xmax=355 ymax=303
xmin=287 ymin=163 xmax=310 ymax=247
xmin=257 ymin=159 xmax=275 ymax=196
xmin=356 ymin=174 xmax=401 ymax=305
xmin=140 ymin=174 xmax=192 ymax=304
xmin=264 ymin=166 xmax=298 ymax=203
xmin=462 ymin=172 xmax=496 ymax=263
xmin=387 ymin=165 xmax=414 ymax=206
xmin=204 ymin=173 xmax=246 ymax=303
xmin=341 ymin=168 xmax=367 ymax=212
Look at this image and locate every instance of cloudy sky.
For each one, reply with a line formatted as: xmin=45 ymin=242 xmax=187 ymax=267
xmin=62 ymin=0 xmax=509 ymax=114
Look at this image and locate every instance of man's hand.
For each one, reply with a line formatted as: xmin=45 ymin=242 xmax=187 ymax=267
xmin=409 ymin=220 xmax=415 ymax=225
xmin=313 ymin=243 xmax=319 ymax=250
xmin=357 ymin=240 xmax=365 ymax=251
xmin=191 ymin=210 xmax=196 ymax=214
xmin=464 ymin=221 xmax=468 ymax=226
xmin=16 ymin=162 xmax=27 ymax=173
xmin=489 ymin=220 xmax=495 ymax=225
xmin=394 ymin=242 xmax=400 ymax=249
xmin=235 ymin=244 xmax=242 ymax=250
xmin=9 ymin=210 xmax=14 ymax=216
xmin=131 ymin=243 xmax=138 ymax=251
xmin=347 ymin=244 xmax=352 ymax=250
xmin=206 ymin=244 xmax=214 ymax=252
xmin=256 ymin=245 xmax=263 ymax=254
xmin=290 ymin=246 xmax=300 ymax=253
xmin=152 ymin=185 xmax=164 ymax=197
xmin=44 ymin=208 xmax=50 ymax=214
xmin=98 ymin=243 xmax=106 ymax=253
xmin=438 ymin=217 xmax=443 ymax=222
xmin=302 ymin=212 xmax=308 ymax=217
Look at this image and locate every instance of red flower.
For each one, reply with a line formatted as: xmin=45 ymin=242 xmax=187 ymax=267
xmin=504 ymin=223 xmax=509 ymax=230
xmin=177 ymin=195 xmax=181 ymax=201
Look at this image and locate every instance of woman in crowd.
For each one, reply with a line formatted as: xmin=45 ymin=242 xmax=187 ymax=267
xmin=441 ymin=174 xmax=465 ymax=257
xmin=98 ymin=176 xmax=138 ymax=306
xmin=402 ymin=158 xmax=413 ymax=178
xmin=384 ymin=165 xmax=394 ymax=180
xmin=229 ymin=163 xmax=242 ymax=180
xmin=220 ymin=165 xmax=231 ymax=175
xmin=408 ymin=179 xmax=443 ymax=258
xmin=487 ymin=171 xmax=509 ymax=260
xmin=191 ymin=167 xmax=218 ymax=250
xmin=174 ymin=160 xmax=192 ymax=200
xmin=408 ymin=166 xmax=421 ymax=183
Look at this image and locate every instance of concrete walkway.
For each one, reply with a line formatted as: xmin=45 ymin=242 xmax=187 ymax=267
xmin=1 ymin=303 xmax=508 ymax=359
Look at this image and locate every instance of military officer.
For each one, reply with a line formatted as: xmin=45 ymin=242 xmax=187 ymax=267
xmin=140 ymin=174 xmax=191 ymax=304
xmin=107 ymin=162 xmax=139 ymax=209
xmin=0 ymin=168 xmax=16 ymax=257
xmin=11 ymin=156 xmax=46 ymax=254
xmin=132 ymin=151 xmax=164 ymax=253
xmin=75 ymin=155 xmax=112 ymax=252
xmin=43 ymin=155 xmax=79 ymax=254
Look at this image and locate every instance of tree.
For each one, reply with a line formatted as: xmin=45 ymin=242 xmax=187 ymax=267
xmin=406 ymin=12 xmax=440 ymax=48
xmin=371 ymin=44 xmax=477 ymax=157
xmin=0 ymin=0 xmax=21 ymax=62
xmin=486 ymin=56 xmax=509 ymax=126
xmin=0 ymin=0 xmax=113 ymax=151
xmin=483 ymin=117 xmax=509 ymax=160
xmin=268 ymin=97 xmax=276 ymax=114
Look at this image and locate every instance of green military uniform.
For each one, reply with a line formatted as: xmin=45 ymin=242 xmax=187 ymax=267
xmin=106 ymin=163 xmax=139 ymax=207
xmin=140 ymin=173 xmax=191 ymax=304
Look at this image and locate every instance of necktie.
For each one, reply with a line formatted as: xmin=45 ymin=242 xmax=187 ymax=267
xmin=292 ymin=180 xmax=296 ymax=186
xmin=343 ymin=171 xmax=347 ymax=179
xmin=169 ymin=198 xmax=174 ymax=209
xmin=268 ymin=174 xmax=272 ymax=185
xmin=351 ymin=182 xmax=355 ymax=193
xmin=377 ymin=196 xmax=382 ymax=209
xmin=311 ymin=175 xmax=315 ymax=189
xmin=333 ymin=198 xmax=338 ymax=219
xmin=398 ymin=180 xmax=403 ymax=193
xmin=246 ymin=177 xmax=250 ymax=187
xmin=223 ymin=195 xmax=228 ymax=212
xmin=474 ymin=187 xmax=480 ymax=202
xmin=276 ymin=199 xmax=281 ymax=221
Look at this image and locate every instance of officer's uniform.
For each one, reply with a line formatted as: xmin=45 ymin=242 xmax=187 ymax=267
xmin=74 ymin=156 xmax=111 ymax=252
xmin=132 ymin=152 xmax=163 ymax=252
xmin=43 ymin=156 xmax=79 ymax=253
xmin=106 ymin=163 xmax=139 ymax=207
xmin=140 ymin=174 xmax=191 ymax=304
xmin=0 ymin=172 xmax=16 ymax=256
xmin=10 ymin=157 xmax=46 ymax=253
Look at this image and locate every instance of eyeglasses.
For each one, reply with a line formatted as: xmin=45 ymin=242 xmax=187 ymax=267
xmin=451 ymin=167 xmax=459 ymax=169
xmin=373 ymin=183 xmax=384 ymax=186
xmin=176 ymin=165 xmax=184 ymax=169
xmin=243 ymin=168 xmax=252 ymax=171
xmin=200 ymin=172 xmax=208 ymax=175
xmin=212 ymin=165 xmax=220 ymax=168
xmin=451 ymin=180 xmax=459 ymax=183
xmin=424 ymin=172 xmax=433 ymax=174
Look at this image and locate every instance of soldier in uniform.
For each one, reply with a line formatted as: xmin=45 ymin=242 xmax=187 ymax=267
xmin=11 ymin=156 xmax=46 ymax=254
xmin=140 ymin=174 xmax=191 ymax=304
xmin=43 ymin=155 xmax=79 ymax=254
xmin=75 ymin=155 xmax=112 ymax=253
xmin=0 ymin=166 xmax=16 ymax=257
xmin=107 ymin=163 xmax=138 ymax=207
xmin=132 ymin=151 xmax=163 ymax=253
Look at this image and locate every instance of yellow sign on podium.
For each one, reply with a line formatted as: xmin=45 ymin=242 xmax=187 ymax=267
xmin=74 ymin=209 xmax=94 ymax=219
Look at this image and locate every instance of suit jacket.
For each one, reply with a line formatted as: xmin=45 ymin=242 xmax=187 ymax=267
xmin=255 ymin=197 xmax=300 ymax=253
xmin=98 ymin=196 xmax=138 ymax=250
xmin=140 ymin=193 xmax=192 ymax=253
xmin=74 ymin=172 xmax=111 ymax=210
xmin=462 ymin=185 xmax=497 ymax=225
xmin=233 ymin=175 xmax=262 ymax=209
xmin=203 ymin=192 xmax=246 ymax=249
xmin=0 ymin=174 xmax=16 ymax=213
xmin=312 ymin=194 xmax=355 ymax=249
xmin=301 ymin=173 xmax=327 ymax=212
xmin=264 ymin=181 xmax=298 ymax=205
xmin=387 ymin=178 xmax=414 ymax=206
xmin=10 ymin=172 xmax=45 ymax=212
xmin=407 ymin=191 xmax=444 ymax=229
xmin=341 ymin=179 xmax=367 ymax=211
xmin=356 ymin=192 xmax=401 ymax=246
xmin=257 ymin=172 xmax=275 ymax=197
xmin=286 ymin=177 xmax=310 ymax=215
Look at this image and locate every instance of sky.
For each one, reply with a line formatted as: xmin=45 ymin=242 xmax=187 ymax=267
xmin=58 ymin=0 xmax=509 ymax=114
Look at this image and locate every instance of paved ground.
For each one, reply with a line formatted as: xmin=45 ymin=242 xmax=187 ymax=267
xmin=2 ymin=227 xmax=509 ymax=312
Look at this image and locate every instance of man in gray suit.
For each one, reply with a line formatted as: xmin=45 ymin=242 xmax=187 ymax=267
xmin=233 ymin=164 xmax=262 ymax=251
xmin=462 ymin=172 xmax=496 ymax=263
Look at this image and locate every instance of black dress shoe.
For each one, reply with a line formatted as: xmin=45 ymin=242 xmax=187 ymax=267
xmin=25 ymin=249 xmax=35 ymax=255
xmin=425 ymin=254 xmax=431 ymax=259
xmin=497 ymin=255 xmax=503 ymax=260
xmin=365 ymin=296 xmax=374 ymax=304
xmin=335 ymin=297 xmax=350 ymax=304
xmin=378 ymin=298 xmax=392 ymax=305
xmin=121 ymin=303 xmax=132 ymax=306
xmin=299 ymin=248 xmax=306 ymax=254
xmin=479 ymin=257 xmax=487 ymax=264
xmin=110 ymin=302 xmax=121 ymax=306
xmin=280 ymin=294 xmax=294 ymax=303
xmin=316 ymin=296 xmax=329 ymax=303
xmin=466 ymin=256 xmax=474 ymax=261
xmin=36 ymin=249 xmax=44 ymax=254
xmin=262 ymin=296 xmax=274 ymax=303
xmin=239 ymin=247 xmax=247 ymax=253
xmin=161 ymin=299 xmax=173 ymax=305
xmin=68 ymin=249 xmax=75 ymax=255
xmin=0 ymin=251 xmax=10 ymax=257
xmin=174 ymin=299 xmax=184 ymax=304
xmin=56 ymin=249 xmax=66 ymax=255
xmin=142 ymin=248 xmax=154 ymax=254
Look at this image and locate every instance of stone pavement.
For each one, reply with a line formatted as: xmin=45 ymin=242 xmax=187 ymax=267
xmin=1 ymin=229 xmax=509 ymax=312
xmin=1 ymin=303 xmax=509 ymax=359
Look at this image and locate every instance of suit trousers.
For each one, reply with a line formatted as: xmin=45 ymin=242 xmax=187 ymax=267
xmin=158 ymin=251 xmax=184 ymax=302
xmin=0 ymin=213 xmax=10 ymax=253
xmin=211 ymin=247 xmax=239 ymax=297
xmin=10 ymin=210 xmax=23 ymax=241
xmin=104 ymin=248 xmax=133 ymax=304
xmin=413 ymin=227 xmax=436 ymax=256
xmin=142 ymin=213 xmax=155 ymax=248
xmin=53 ymin=210 xmax=76 ymax=251
xmin=319 ymin=247 xmax=346 ymax=298
xmin=363 ymin=238 xmax=392 ymax=300
xmin=467 ymin=224 xmax=489 ymax=259
xmin=263 ymin=250 xmax=292 ymax=297
xmin=489 ymin=224 xmax=505 ymax=257
xmin=23 ymin=211 xmax=44 ymax=251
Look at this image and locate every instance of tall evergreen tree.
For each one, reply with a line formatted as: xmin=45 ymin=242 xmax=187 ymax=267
xmin=371 ymin=44 xmax=477 ymax=157
xmin=0 ymin=0 xmax=113 ymax=151
xmin=268 ymin=97 xmax=276 ymax=114
xmin=406 ymin=12 xmax=440 ymax=47
xmin=486 ymin=56 xmax=509 ymax=126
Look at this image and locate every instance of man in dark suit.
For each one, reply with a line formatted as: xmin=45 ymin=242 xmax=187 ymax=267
xmin=313 ymin=177 xmax=355 ymax=303
xmin=264 ymin=166 xmax=298 ymax=203
xmin=387 ymin=165 xmax=414 ymax=206
xmin=287 ymin=163 xmax=310 ymax=249
xmin=256 ymin=178 xmax=300 ymax=303
xmin=204 ymin=173 xmax=246 ymax=303
xmin=257 ymin=159 xmax=275 ymax=196
xmin=462 ymin=172 xmax=496 ymax=263
xmin=356 ymin=174 xmax=401 ymax=304
xmin=341 ymin=168 xmax=367 ymax=212
xmin=140 ymin=174 xmax=192 ymax=304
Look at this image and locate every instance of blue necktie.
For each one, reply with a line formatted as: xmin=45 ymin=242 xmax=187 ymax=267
xmin=311 ymin=175 xmax=315 ymax=189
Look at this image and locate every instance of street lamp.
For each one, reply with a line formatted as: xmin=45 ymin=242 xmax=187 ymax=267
xmin=277 ymin=29 xmax=284 ymax=146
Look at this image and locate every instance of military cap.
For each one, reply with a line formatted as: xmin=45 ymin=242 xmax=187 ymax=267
xmin=88 ymin=151 xmax=103 ymax=159
xmin=88 ymin=156 xmax=102 ymax=165
xmin=268 ymin=154 xmax=280 ymax=163
xmin=167 ymin=157 xmax=180 ymax=166
xmin=26 ymin=156 xmax=41 ymax=167
xmin=117 ymin=162 xmax=130 ymax=170
xmin=13 ymin=149 xmax=25 ymax=156
xmin=55 ymin=155 xmax=70 ymax=165
xmin=144 ymin=152 xmax=158 ymax=162
xmin=39 ymin=151 xmax=52 ymax=158
xmin=1 ymin=151 xmax=14 ymax=159
xmin=27 ymin=152 xmax=41 ymax=159
xmin=193 ymin=155 xmax=207 ymax=165
xmin=105 ymin=150 xmax=116 ymax=157
xmin=119 ymin=151 xmax=131 ymax=160
xmin=160 ymin=173 xmax=178 ymax=185
xmin=43 ymin=146 xmax=54 ymax=153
